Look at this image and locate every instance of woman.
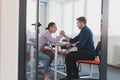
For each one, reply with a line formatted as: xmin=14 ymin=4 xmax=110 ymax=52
xmin=39 ymin=22 xmax=64 ymax=80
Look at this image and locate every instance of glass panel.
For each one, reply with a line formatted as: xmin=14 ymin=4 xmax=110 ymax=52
xmin=107 ymin=0 xmax=120 ymax=80
xmin=63 ymin=2 xmax=73 ymax=35
xmin=39 ymin=3 xmax=46 ymax=34
xmin=87 ymin=0 xmax=101 ymax=46
xmin=87 ymin=0 xmax=101 ymax=36
xmin=26 ymin=0 xmax=37 ymax=80
xmin=46 ymin=1 xmax=62 ymax=36
xmin=74 ymin=0 xmax=84 ymax=34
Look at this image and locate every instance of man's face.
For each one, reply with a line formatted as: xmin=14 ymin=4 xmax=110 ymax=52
xmin=77 ymin=20 xmax=84 ymax=29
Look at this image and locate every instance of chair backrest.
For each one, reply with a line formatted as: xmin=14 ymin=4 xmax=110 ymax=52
xmin=95 ymin=41 xmax=101 ymax=57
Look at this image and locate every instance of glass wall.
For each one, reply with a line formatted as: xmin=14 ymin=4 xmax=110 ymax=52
xmin=46 ymin=0 xmax=101 ymax=44
xmin=62 ymin=0 xmax=101 ymax=38
xmin=24 ymin=0 xmax=120 ymax=80
xmin=63 ymin=0 xmax=85 ymax=35
xmin=73 ymin=0 xmax=84 ymax=34
xmin=46 ymin=1 xmax=62 ymax=36
xmin=46 ymin=0 xmax=85 ymax=35
xmin=26 ymin=0 xmax=46 ymax=80
xmin=86 ymin=0 xmax=101 ymax=35
xmin=26 ymin=0 xmax=36 ymax=80
xmin=86 ymin=0 xmax=101 ymax=46
xmin=63 ymin=2 xmax=73 ymax=35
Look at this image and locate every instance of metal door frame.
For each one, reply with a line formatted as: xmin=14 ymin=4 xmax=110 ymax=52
xmin=100 ymin=0 xmax=109 ymax=80
xmin=18 ymin=0 xmax=27 ymax=79
xmin=18 ymin=0 xmax=40 ymax=80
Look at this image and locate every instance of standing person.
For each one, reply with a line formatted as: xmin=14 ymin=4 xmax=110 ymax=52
xmin=60 ymin=17 xmax=96 ymax=80
xmin=39 ymin=22 xmax=64 ymax=80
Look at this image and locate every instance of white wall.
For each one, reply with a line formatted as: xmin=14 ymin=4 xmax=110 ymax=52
xmin=0 ymin=0 xmax=2 ymax=78
xmin=107 ymin=36 xmax=120 ymax=66
xmin=109 ymin=0 xmax=120 ymax=36
xmin=93 ymin=35 xmax=120 ymax=67
xmin=0 ymin=0 xmax=19 ymax=80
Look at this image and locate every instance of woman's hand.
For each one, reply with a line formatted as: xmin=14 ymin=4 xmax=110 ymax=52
xmin=60 ymin=30 xmax=65 ymax=36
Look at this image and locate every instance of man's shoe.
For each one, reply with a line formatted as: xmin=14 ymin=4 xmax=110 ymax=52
xmin=73 ymin=75 xmax=79 ymax=79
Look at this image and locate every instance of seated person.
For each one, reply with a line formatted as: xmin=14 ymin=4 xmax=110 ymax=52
xmin=39 ymin=22 xmax=64 ymax=80
xmin=60 ymin=17 xmax=96 ymax=80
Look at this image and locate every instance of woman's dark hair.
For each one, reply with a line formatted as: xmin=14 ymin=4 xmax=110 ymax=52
xmin=46 ymin=22 xmax=56 ymax=30
xmin=77 ymin=17 xmax=87 ymax=24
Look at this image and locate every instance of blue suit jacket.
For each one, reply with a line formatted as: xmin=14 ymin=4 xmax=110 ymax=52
xmin=70 ymin=26 xmax=96 ymax=55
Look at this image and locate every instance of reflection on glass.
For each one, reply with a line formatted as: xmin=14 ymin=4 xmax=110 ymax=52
xmin=26 ymin=0 xmax=36 ymax=80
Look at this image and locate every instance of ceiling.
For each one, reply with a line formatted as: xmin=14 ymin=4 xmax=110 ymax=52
xmin=40 ymin=0 xmax=48 ymax=3
xmin=40 ymin=0 xmax=76 ymax=3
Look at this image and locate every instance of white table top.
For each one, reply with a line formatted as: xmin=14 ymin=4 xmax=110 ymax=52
xmin=51 ymin=42 xmax=68 ymax=46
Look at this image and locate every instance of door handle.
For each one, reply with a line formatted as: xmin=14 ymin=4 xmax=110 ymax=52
xmin=32 ymin=22 xmax=42 ymax=27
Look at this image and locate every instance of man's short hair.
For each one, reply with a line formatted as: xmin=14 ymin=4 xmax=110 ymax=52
xmin=77 ymin=17 xmax=87 ymax=24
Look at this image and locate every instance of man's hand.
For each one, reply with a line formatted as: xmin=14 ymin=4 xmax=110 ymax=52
xmin=65 ymin=43 xmax=72 ymax=48
xmin=65 ymin=43 xmax=76 ymax=48
xmin=71 ymin=44 xmax=76 ymax=47
xmin=60 ymin=30 xmax=71 ymax=42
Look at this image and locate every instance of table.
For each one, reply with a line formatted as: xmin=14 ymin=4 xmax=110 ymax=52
xmin=52 ymin=43 xmax=95 ymax=79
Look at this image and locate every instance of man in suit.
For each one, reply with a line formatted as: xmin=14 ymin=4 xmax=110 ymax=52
xmin=60 ymin=17 xmax=96 ymax=80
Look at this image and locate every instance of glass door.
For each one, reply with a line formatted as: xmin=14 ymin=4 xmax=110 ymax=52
xmin=26 ymin=0 xmax=40 ymax=80
xmin=19 ymin=0 xmax=109 ymax=80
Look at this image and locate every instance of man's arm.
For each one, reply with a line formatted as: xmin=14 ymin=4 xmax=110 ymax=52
xmin=76 ymin=30 xmax=90 ymax=50
xmin=63 ymin=34 xmax=71 ymax=41
xmin=63 ymin=32 xmax=80 ymax=43
xmin=69 ymin=34 xmax=79 ymax=43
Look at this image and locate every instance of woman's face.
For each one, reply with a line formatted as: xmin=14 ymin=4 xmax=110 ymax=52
xmin=50 ymin=24 xmax=57 ymax=33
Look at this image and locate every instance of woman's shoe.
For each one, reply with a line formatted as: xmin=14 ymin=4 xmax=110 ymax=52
xmin=44 ymin=75 xmax=52 ymax=80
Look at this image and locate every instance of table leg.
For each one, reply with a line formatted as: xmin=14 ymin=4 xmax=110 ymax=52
xmin=54 ymin=46 xmax=58 ymax=80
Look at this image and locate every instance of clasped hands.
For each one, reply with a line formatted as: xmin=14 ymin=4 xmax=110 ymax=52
xmin=60 ymin=30 xmax=76 ymax=48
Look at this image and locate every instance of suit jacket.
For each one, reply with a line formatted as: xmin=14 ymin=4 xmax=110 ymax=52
xmin=70 ymin=26 xmax=96 ymax=55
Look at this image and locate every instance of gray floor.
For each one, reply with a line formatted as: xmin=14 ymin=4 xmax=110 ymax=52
xmin=79 ymin=64 xmax=120 ymax=80
xmin=37 ymin=54 xmax=120 ymax=80
xmin=38 ymin=64 xmax=120 ymax=80
xmin=107 ymin=66 xmax=120 ymax=80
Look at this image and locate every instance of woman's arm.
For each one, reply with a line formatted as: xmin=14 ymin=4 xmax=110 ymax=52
xmin=45 ymin=33 xmax=63 ymax=43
